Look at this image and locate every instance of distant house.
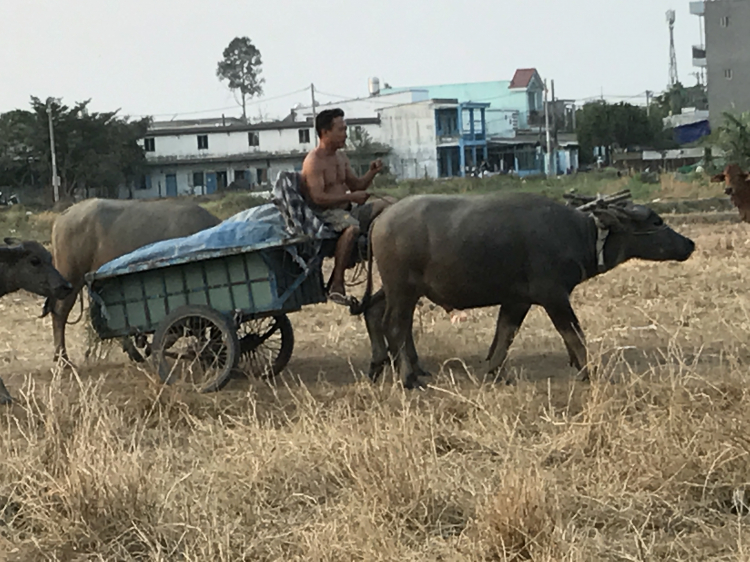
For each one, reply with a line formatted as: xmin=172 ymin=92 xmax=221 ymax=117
xmin=124 ymin=115 xmax=386 ymax=199
xmin=294 ymin=69 xmax=578 ymax=178
xmin=128 ymin=70 xmax=579 ymax=198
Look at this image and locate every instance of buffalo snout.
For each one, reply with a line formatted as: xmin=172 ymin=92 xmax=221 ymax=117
xmin=53 ymin=279 xmax=73 ymax=300
xmin=676 ymin=236 xmax=696 ymax=262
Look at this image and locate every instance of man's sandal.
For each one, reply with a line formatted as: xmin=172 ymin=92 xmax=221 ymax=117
xmin=328 ymin=291 xmax=356 ymax=307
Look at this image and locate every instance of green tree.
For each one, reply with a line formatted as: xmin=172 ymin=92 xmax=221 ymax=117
xmin=575 ymin=100 xmax=675 ymax=165
xmin=216 ymin=37 xmax=265 ymax=123
xmin=0 ymin=97 xmax=150 ymax=200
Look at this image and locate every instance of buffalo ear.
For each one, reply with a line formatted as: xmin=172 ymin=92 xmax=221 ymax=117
xmin=3 ymin=237 xmax=21 ymax=246
xmin=592 ymin=208 xmax=626 ymax=230
xmin=710 ymin=173 xmax=726 ymax=183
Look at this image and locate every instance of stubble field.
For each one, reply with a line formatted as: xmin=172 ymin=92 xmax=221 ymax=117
xmin=1 ymin=214 xmax=750 ymax=560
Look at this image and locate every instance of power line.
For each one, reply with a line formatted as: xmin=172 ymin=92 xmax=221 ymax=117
xmin=128 ymin=86 xmax=311 ymax=119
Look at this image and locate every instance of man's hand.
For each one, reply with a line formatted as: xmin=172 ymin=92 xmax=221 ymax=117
xmin=369 ymin=159 xmax=383 ymax=174
xmin=349 ymin=191 xmax=370 ymax=205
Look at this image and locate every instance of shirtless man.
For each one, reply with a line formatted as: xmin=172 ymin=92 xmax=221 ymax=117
xmin=301 ymin=108 xmax=393 ymax=305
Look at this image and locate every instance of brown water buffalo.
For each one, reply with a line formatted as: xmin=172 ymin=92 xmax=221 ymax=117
xmin=0 ymin=238 xmax=73 ymax=404
xmin=711 ymin=164 xmax=750 ymax=222
xmin=44 ymin=198 xmax=221 ymax=363
xmin=354 ymin=192 xmax=696 ymax=389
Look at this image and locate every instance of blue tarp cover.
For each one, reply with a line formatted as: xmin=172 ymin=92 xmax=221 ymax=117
xmin=94 ymin=203 xmax=303 ymax=278
xmin=673 ymin=120 xmax=711 ymax=145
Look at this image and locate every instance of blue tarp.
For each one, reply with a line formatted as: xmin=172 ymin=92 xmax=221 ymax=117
xmin=673 ymin=120 xmax=711 ymax=145
xmin=94 ymin=203 xmax=303 ymax=278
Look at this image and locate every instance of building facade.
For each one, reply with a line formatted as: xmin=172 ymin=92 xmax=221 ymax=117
xmin=693 ymin=0 xmax=750 ymax=127
xmin=123 ymin=116 xmax=385 ymax=199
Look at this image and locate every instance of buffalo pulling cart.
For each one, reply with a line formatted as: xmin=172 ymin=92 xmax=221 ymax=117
xmin=84 ymin=172 xmax=363 ymax=393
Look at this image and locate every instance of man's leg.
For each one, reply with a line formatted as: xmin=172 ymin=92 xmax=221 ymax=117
xmin=329 ymin=224 xmax=359 ymax=299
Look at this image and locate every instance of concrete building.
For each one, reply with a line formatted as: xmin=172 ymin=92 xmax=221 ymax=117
xmin=379 ymin=99 xmax=489 ymax=179
xmin=692 ymin=0 xmax=750 ymax=127
xmin=123 ymin=115 xmax=385 ymax=199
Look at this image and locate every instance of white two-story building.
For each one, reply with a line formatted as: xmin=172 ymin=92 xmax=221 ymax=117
xmin=122 ymin=114 xmax=385 ymax=199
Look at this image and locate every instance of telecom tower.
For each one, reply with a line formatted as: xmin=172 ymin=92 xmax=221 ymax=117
xmin=667 ymin=9 xmax=679 ymax=88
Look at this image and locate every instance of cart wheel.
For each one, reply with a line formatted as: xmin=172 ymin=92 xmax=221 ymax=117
xmin=237 ymin=314 xmax=294 ymax=379
xmin=152 ymin=305 xmax=240 ymax=393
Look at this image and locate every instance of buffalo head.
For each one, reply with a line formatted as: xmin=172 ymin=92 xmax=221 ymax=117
xmin=0 ymin=238 xmax=72 ymax=300
xmin=592 ymin=203 xmax=695 ymax=264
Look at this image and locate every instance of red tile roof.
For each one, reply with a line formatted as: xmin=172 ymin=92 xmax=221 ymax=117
xmin=510 ymin=68 xmax=540 ymax=89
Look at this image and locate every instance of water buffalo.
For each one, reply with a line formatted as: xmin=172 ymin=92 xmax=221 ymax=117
xmin=44 ymin=198 xmax=221 ymax=363
xmin=0 ymin=238 xmax=73 ymax=404
xmin=354 ymin=192 xmax=696 ymax=389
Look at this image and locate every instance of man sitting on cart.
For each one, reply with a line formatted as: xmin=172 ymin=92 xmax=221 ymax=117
xmin=301 ymin=108 xmax=394 ymax=306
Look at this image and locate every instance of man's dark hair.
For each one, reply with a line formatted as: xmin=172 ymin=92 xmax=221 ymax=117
xmin=315 ymin=108 xmax=345 ymax=138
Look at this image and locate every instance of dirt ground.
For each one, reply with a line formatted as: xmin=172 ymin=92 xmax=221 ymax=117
xmin=2 ymin=218 xmax=750 ymax=560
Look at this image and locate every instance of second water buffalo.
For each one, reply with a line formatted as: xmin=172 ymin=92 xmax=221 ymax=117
xmin=355 ymin=192 xmax=696 ymax=389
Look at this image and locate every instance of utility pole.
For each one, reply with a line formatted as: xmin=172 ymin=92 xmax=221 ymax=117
xmin=551 ymin=79 xmax=558 ymax=176
xmin=46 ymin=99 xmax=59 ymax=203
xmin=544 ymin=79 xmax=552 ymax=176
xmin=645 ymin=90 xmax=653 ymax=117
xmin=310 ymin=83 xmax=318 ymax=147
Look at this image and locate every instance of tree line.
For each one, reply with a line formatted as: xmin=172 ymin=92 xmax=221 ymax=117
xmin=0 ymin=97 xmax=150 ymax=200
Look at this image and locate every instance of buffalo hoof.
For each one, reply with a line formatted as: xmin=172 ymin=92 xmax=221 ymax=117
xmin=403 ymin=375 xmax=426 ymax=390
xmin=368 ymin=360 xmax=388 ymax=383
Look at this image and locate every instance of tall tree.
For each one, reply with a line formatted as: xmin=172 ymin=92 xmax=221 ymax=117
xmin=216 ymin=37 xmax=265 ymax=123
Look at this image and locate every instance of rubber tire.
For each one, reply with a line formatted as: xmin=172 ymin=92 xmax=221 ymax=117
xmin=152 ymin=305 xmax=240 ymax=393
xmin=238 ymin=314 xmax=294 ymax=379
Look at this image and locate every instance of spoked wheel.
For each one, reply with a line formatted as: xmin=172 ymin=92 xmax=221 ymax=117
xmin=152 ymin=305 xmax=240 ymax=393
xmin=236 ymin=314 xmax=294 ymax=379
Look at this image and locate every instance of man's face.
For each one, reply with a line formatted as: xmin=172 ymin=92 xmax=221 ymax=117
xmin=324 ymin=116 xmax=348 ymax=148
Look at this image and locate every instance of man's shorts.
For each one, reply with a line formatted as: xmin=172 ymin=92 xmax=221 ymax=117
xmin=315 ymin=202 xmax=375 ymax=234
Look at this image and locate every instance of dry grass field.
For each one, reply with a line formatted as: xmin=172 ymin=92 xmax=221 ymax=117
xmin=2 ymin=209 xmax=750 ymax=559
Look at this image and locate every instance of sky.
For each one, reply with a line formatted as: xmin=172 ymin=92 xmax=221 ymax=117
xmin=1 ymin=0 xmax=704 ymax=122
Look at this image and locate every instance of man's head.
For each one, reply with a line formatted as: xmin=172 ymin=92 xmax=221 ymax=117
xmin=316 ymin=108 xmax=347 ymax=149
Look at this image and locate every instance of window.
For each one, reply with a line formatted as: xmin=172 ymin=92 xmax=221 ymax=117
xmin=725 ymin=68 xmax=733 ymax=80
xmin=248 ymin=131 xmax=260 ymax=147
xmin=193 ymin=171 xmax=204 ymax=187
xmin=298 ymin=129 xmax=311 ymax=144
xmin=143 ymin=137 xmax=155 ymax=152
xmin=720 ymin=16 xmax=729 ymax=27
xmin=138 ymin=174 xmax=152 ymax=190
xmin=197 ymin=135 xmax=208 ymax=150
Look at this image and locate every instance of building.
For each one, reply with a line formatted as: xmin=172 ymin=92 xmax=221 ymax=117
xmin=692 ymin=0 xmax=750 ymax=127
xmin=295 ymin=70 xmax=578 ymax=178
xmin=123 ymin=115 xmax=386 ymax=199
xmin=378 ymin=99 xmax=489 ymax=178
xmin=128 ymin=70 xmax=579 ymax=199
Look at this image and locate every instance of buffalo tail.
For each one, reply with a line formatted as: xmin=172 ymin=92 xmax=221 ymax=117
xmin=349 ymin=219 xmax=377 ymax=316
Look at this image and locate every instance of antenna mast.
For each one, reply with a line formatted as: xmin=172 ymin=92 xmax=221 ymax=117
xmin=667 ymin=9 xmax=678 ymax=88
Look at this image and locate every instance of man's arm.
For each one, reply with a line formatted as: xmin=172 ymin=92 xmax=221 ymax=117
xmin=344 ymin=155 xmax=382 ymax=192
xmin=303 ymin=157 xmax=356 ymax=208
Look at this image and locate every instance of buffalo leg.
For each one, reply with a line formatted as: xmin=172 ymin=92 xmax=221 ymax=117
xmin=52 ymin=285 xmax=81 ymax=364
xmin=543 ymin=300 xmax=589 ymax=380
xmin=486 ymin=303 xmax=531 ymax=380
xmin=0 ymin=376 xmax=11 ymax=405
xmin=364 ymin=289 xmax=389 ymax=381
xmin=365 ymin=289 xmax=430 ymax=382
xmin=383 ymin=294 xmax=422 ymax=389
